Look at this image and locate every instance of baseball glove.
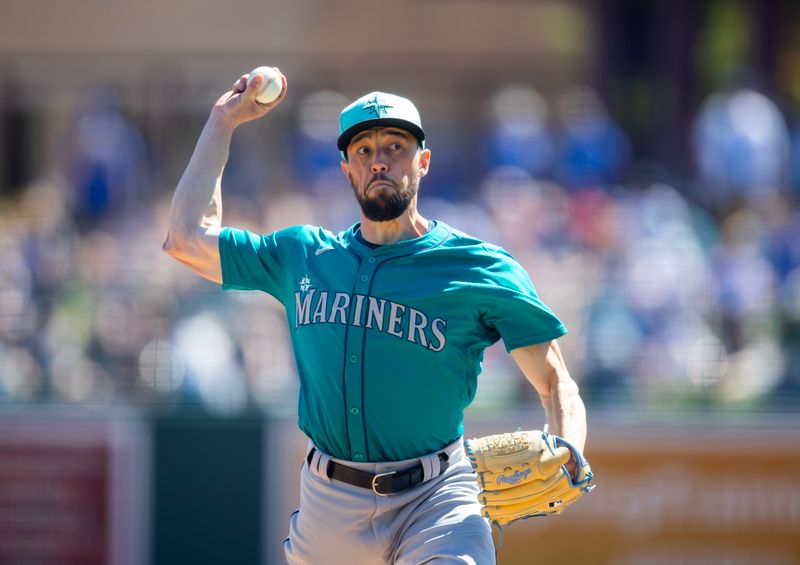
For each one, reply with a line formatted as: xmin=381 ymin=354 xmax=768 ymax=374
xmin=464 ymin=428 xmax=594 ymax=527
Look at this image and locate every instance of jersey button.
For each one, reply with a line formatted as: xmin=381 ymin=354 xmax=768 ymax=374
xmin=350 ymin=407 xmax=359 ymax=415
xmin=349 ymin=354 xmax=358 ymax=363
xmin=368 ymin=257 xmax=376 ymax=264
xmin=354 ymin=453 xmax=364 ymax=461
xmin=360 ymin=275 xmax=368 ymax=282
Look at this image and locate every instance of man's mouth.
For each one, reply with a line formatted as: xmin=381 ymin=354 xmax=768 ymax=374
xmin=368 ymin=179 xmax=396 ymax=192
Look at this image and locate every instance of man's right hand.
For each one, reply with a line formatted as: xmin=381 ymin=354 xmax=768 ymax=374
xmin=212 ymin=68 xmax=288 ymax=129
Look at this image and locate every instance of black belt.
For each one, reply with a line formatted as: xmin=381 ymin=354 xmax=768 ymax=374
xmin=306 ymin=448 xmax=449 ymax=496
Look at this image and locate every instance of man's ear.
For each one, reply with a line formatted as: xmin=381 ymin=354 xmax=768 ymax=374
xmin=340 ymin=159 xmax=350 ymax=178
xmin=418 ymin=148 xmax=431 ymax=178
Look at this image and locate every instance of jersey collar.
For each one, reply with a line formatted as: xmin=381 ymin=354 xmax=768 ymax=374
xmin=344 ymin=221 xmax=449 ymax=258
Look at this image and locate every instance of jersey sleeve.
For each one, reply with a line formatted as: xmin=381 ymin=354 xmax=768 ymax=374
xmin=218 ymin=226 xmax=302 ymax=300
xmin=472 ymin=248 xmax=567 ymax=352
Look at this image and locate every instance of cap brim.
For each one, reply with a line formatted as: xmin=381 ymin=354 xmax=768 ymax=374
xmin=337 ymin=118 xmax=425 ymax=152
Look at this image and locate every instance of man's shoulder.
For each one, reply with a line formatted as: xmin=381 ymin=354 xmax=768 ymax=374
xmin=435 ymin=221 xmax=507 ymax=257
xmin=225 ymin=223 xmax=349 ymax=246
xmin=278 ymin=224 xmax=339 ymax=244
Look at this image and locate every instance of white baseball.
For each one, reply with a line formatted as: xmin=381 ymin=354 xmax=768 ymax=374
xmin=247 ymin=66 xmax=283 ymax=104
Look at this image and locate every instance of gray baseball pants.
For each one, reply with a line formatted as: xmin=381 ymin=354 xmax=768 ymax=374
xmin=283 ymin=437 xmax=496 ymax=564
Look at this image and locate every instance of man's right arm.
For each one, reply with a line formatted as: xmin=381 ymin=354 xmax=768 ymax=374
xmin=162 ymin=115 xmax=231 ymax=284
xmin=162 ymin=69 xmax=287 ymax=284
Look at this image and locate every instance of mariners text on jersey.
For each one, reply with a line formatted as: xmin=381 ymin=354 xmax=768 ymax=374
xmin=294 ymin=289 xmax=447 ymax=351
xmin=218 ymin=220 xmax=567 ymax=462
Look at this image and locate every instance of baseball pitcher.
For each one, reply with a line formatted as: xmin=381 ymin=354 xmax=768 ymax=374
xmin=164 ymin=69 xmax=593 ymax=564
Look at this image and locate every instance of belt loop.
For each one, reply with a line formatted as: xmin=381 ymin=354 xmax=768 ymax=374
xmin=420 ymin=452 xmax=437 ymax=482
xmin=446 ymin=437 xmax=464 ymax=462
xmin=316 ymin=451 xmax=332 ymax=484
xmin=306 ymin=446 xmax=332 ymax=484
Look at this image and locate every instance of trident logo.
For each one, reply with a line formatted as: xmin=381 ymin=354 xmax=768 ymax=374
xmin=363 ymin=95 xmax=393 ymax=118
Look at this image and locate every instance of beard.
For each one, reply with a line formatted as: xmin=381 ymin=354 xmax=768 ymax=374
xmin=350 ymin=172 xmax=419 ymax=222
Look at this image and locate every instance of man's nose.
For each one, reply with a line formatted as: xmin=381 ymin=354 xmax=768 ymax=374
xmin=371 ymin=159 xmax=388 ymax=172
xmin=371 ymin=150 xmax=389 ymax=172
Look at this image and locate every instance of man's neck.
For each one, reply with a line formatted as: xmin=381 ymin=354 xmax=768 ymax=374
xmin=359 ymin=206 xmax=430 ymax=246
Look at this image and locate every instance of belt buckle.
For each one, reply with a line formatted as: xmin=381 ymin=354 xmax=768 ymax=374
xmin=371 ymin=471 xmax=397 ymax=496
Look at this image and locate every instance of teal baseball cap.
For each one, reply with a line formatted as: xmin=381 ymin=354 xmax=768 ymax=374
xmin=337 ymin=92 xmax=425 ymax=157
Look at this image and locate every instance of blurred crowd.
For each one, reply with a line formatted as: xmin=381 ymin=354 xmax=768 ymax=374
xmin=1 ymin=82 xmax=799 ymax=416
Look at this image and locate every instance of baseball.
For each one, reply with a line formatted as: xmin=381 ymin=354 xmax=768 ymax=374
xmin=247 ymin=66 xmax=283 ymax=104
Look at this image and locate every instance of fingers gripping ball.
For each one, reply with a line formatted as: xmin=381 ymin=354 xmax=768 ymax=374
xmin=247 ymin=66 xmax=283 ymax=104
xmin=465 ymin=429 xmax=594 ymax=527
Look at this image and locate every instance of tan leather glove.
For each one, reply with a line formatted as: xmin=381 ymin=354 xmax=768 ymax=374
xmin=464 ymin=429 xmax=594 ymax=526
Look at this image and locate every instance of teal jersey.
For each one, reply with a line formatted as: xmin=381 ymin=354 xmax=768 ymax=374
xmin=219 ymin=221 xmax=566 ymax=462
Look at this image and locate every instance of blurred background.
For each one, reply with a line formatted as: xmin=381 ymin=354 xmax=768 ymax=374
xmin=1 ymin=0 xmax=800 ymax=563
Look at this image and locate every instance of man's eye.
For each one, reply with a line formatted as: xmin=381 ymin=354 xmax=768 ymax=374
xmin=390 ymin=143 xmax=401 ymax=151
xmin=357 ymin=146 xmax=370 ymax=155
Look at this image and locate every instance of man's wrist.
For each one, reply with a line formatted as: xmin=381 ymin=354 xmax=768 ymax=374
xmin=207 ymin=109 xmax=238 ymax=137
xmin=565 ymin=454 xmax=578 ymax=480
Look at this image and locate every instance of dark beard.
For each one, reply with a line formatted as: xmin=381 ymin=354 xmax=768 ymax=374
xmin=350 ymin=172 xmax=418 ymax=222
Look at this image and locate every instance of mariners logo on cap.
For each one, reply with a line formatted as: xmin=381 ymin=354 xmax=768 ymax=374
xmin=337 ymin=91 xmax=425 ymax=154
xmin=362 ymin=95 xmax=394 ymax=118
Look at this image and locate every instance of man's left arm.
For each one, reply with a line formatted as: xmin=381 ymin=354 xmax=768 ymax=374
xmin=511 ymin=340 xmax=586 ymax=454
xmin=464 ymin=339 xmax=593 ymax=524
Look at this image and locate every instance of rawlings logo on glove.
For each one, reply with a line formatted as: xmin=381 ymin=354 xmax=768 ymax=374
xmin=464 ymin=428 xmax=594 ymax=527
xmin=496 ymin=468 xmax=531 ymax=485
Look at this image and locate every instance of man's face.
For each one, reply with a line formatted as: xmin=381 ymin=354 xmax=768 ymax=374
xmin=341 ymin=127 xmax=430 ymax=222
